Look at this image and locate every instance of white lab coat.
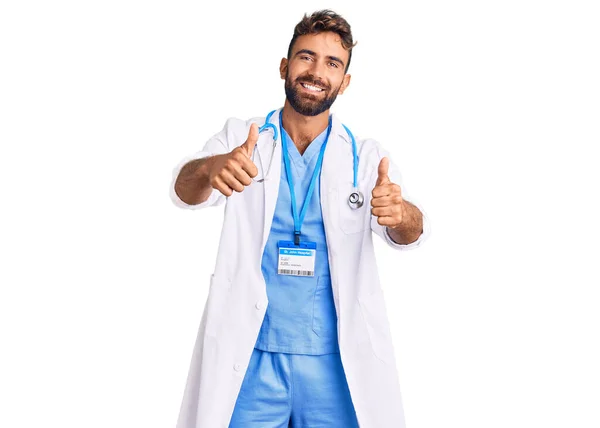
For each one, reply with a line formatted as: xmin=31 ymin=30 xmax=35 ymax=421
xmin=170 ymin=108 xmax=430 ymax=428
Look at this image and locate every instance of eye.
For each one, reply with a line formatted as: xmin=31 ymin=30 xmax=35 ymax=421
xmin=329 ymin=62 xmax=339 ymax=68
xmin=300 ymin=55 xmax=313 ymax=61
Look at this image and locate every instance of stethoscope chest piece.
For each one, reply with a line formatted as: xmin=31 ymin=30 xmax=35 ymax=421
xmin=348 ymin=189 xmax=364 ymax=209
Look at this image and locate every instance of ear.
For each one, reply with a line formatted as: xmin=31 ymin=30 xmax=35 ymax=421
xmin=338 ymin=74 xmax=351 ymax=95
xmin=279 ymin=58 xmax=288 ymax=80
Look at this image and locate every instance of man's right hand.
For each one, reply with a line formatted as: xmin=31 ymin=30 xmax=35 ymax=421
xmin=208 ymin=124 xmax=260 ymax=197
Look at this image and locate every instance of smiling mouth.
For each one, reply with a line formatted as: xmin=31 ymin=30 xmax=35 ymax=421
xmin=300 ymin=82 xmax=326 ymax=93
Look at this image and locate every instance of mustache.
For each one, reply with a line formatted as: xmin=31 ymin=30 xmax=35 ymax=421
xmin=296 ymin=77 xmax=330 ymax=91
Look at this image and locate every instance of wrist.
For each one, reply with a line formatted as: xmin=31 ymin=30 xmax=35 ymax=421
xmin=196 ymin=156 xmax=215 ymax=180
xmin=386 ymin=202 xmax=423 ymax=244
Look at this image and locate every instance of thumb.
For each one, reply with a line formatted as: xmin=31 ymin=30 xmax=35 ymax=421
xmin=241 ymin=123 xmax=259 ymax=156
xmin=376 ymin=157 xmax=391 ymax=186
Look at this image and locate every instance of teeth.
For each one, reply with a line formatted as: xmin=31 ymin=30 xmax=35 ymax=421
xmin=302 ymin=83 xmax=323 ymax=92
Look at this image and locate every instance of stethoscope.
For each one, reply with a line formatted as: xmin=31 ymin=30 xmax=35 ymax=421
xmin=253 ymin=109 xmax=364 ymax=210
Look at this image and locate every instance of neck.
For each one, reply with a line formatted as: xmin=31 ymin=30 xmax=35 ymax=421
xmin=281 ymin=101 xmax=330 ymax=155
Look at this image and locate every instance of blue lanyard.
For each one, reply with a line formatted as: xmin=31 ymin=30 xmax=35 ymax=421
xmin=279 ymin=110 xmax=332 ymax=246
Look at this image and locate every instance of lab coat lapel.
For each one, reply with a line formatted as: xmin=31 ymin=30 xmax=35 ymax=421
xmin=321 ymin=114 xmax=354 ymax=193
xmin=320 ymin=113 xmax=354 ymax=328
xmin=257 ymin=108 xmax=283 ymax=252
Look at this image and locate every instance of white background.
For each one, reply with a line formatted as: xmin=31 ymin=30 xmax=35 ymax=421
xmin=1 ymin=0 xmax=599 ymax=427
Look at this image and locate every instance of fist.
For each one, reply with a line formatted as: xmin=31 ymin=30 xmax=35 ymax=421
xmin=208 ymin=124 xmax=260 ymax=197
xmin=370 ymin=157 xmax=405 ymax=228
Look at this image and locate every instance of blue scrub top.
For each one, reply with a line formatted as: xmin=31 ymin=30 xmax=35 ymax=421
xmin=254 ymin=127 xmax=340 ymax=355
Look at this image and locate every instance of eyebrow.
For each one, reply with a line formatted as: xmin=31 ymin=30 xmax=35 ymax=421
xmin=295 ymin=49 xmax=346 ymax=68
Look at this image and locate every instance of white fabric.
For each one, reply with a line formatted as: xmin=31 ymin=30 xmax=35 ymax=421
xmin=171 ymin=108 xmax=430 ymax=428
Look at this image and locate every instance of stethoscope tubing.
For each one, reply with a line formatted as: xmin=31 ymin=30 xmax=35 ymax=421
xmin=254 ymin=109 xmax=364 ymax=209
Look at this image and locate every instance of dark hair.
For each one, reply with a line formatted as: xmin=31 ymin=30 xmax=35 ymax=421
xmin=287 ymin=10 xmax=356 ymax=72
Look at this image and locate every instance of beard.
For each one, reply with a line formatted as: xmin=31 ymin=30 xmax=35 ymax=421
xmin=284 ymin=71 xmax=342 ymax=117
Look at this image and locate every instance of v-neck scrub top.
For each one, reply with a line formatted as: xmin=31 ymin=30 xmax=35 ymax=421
xmin=254 ymin=127 xmax=339 ymax=355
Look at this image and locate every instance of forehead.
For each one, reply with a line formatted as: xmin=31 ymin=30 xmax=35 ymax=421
xmin=291 ymin=32 xmax=350 ymax=62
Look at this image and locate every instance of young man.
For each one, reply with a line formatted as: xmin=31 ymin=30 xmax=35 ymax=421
xmin=171 ymin=10 xmax=429 ymax=428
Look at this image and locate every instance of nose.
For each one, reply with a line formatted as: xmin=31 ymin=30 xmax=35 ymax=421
xmin=302 ymin=70 xmax=329 ymax=92
xmin=307 ymin=58 xmax=327 ymax=80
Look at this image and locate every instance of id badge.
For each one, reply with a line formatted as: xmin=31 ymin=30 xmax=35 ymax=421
xmin=278 ymin=240 xmax=316 ymax=277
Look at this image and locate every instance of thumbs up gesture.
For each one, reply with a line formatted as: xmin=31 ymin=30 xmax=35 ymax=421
xmin=240 ymin=122 xmax=260 ymax=157
xmin=371 ymin=157 xmax=405 ymax=228
xmin=208 ymin=124 xmax=259 ymax=197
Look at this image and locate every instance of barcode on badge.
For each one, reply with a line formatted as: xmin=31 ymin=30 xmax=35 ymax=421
xmin=278 ymin=269 xmax=314 ymax=276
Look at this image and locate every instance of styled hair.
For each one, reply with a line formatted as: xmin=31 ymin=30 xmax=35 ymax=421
xmin=287 ymin=10 xmax=356 ymax=72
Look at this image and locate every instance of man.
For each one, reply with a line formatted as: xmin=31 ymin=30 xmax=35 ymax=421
xmin=171 ymin=10 xmax=429 ymax=428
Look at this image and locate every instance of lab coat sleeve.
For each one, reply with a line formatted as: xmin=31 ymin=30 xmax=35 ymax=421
xmin=369 ymin=147 xmax=431 ymax=251
xmin=169 ymin=120 xmax=234 ymax=210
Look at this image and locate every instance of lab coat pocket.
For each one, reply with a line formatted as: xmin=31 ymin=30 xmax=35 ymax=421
xmin=337 ymin=182 xmax=371 ymax=234
xmin=358 ymin=288 xmax=396 ymax=365
xmin=204 ymin=274 xmax=231 ymax=338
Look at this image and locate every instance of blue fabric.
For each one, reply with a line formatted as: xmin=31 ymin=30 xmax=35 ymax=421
xmin=229 ymin=348 xmax=359 ymax=428
xmin=280 ymin=111 xmax=331 ymax=241
xmin=254 ymin=127 xmax=339 ymax=355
